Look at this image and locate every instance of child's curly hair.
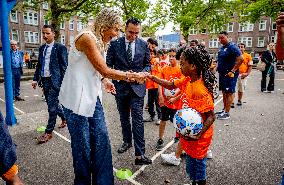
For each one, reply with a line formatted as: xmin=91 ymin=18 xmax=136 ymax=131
xmin=182 ymin=45 xmax=217 ymax=94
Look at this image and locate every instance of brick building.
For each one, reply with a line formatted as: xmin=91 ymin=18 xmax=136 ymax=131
xmin=0 ymin=1 xmax=91 ymax=57
xmin=187 ymin=16 xmax=277 ymax=59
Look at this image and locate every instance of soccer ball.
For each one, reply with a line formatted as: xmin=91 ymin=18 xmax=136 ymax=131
xmin=173 ymin=108 xmax=203 ymax=136
xmin=164 ymin=88 xmax=177 ymax=97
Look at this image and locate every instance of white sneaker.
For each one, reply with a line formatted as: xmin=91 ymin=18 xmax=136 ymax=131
xmin=161 ymin=152 xmax=181 ymax=166
xmin=206 ymin=149 xmax=213 ymax=159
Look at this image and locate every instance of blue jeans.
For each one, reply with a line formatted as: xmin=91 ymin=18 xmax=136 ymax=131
xmin=186 ymin=155 xmax=207 ymax=181
xmin=42 ymin=77 xmax=65 ymax=133
xmin=12 ymin=68 xmax=22 ymax=97
xmin=63 ymin=98 xmax=114 ymax=185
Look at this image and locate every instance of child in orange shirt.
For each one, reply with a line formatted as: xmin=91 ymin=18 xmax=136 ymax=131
xmin=148 ymin=46 xmax=216 ymax=185
xmin=144 ymin=49 xmax=161 ymax=123
xmin=156 ymin=48 xmax=183 ymax=153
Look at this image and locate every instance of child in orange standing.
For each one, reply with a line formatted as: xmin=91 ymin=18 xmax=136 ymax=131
xmin=148 ymin=46 xmax=216 ymax=185
xmin=144 ymin=49 xmax=161 ymax=123
xmin=155 ymin=48 xmax=183 ymax=154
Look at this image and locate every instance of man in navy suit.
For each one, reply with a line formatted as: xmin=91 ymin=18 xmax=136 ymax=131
xmin=106 ymin=18 xmax=152 ymax=165
xmin=32 ymin=25 xmax=68 ymax=144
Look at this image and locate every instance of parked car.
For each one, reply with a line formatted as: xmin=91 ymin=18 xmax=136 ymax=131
xmin=252 ymin=57 xmax=260 ymax=64
xmin=276 ymin=60 xmax=284 ymax=70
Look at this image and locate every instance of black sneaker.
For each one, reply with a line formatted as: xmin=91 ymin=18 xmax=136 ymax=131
xmin=174 ymin=137 xmax=180 ymax=143
xmin=237 ymin=101 xmax=242 ymax=106
xmin=215 ymin=109 xmax=224 ymax=115
xmin=155 ymin=139 xmax=164 ymax=151
xmin=231 ymin=103 xmax=235 ymax=108
xmin=135 ymin=156 xmax=152 ymax=165
xmin=217 ymin=112 xmax=230 ymax=120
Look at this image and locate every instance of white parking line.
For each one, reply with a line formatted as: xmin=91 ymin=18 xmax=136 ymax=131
xmin=0 ymin=97 xmax=25 ymax=114
xmin=53 ymin=131 xmax=71 ymax=143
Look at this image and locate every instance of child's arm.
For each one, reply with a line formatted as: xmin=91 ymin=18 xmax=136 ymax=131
xmin=147 ymin=75 xmax=177 ymax=89
xmin=158 ymin=85 xmax=165 ymax=107
xmin=182 ymin=110 xmax=215 ymax=140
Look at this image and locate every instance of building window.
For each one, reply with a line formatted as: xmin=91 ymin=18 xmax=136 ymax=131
xmin=259 ymin=20 xmax=267 ymax=31
xmin=77 ymin=21 xmax=84 ymax=31
xmin=70 ymin=36 xmax=74 ymax=44
xmin=227 ymin=22 xmax=234 ymax=32
xmin=11 ymin=30 xmax=19 ymax=42
xmin=200 ymin=29 xmax=206 ymax=34
xmin=189 ymin=28 xmax=197 ymax=35
xmin=271 ymin=36 xmax=275 ymax=43
xmin=42 ymin=2 xmax=48 ymax=10
xmin=209 ymin=38 xmax=219 ymax=48
xmin=23 ymin=11 xmax=38 ymax=25
xmin=238 ymin=37 xmax=252 ymax=47
xmin=69 ymin=19 xmax=74 ymax=30
xmin=10 ymin=10 xmax=18 ymax=23
xmin=60 ymin=22 xmax=65 ymax=29
xmin=44 ymin=19 xmax=49 ymax=25
xmin=24 ymin=31 xmax=39 ymax=44
xmin=239 ymin=22 xmax=254 ymax=32
xmin=60 ymin=35 xmax=65 ymax=45
xmin=272 ymin=22 xmax=277 ymax=30
xmin=257 ymin=37 xmax=265 ymax=47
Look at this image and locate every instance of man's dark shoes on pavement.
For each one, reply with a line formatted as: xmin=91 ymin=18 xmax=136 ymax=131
xmin=117 ymin=143 xmax=132 ymax=153
xmin=37 ymin=133 xmax=52 ymax=144
xmin=58 ymin=120 xmax=67 ymax=128
xmin=143 ymin=116 xmax=155 ymax=122
xmin=135 ymin=156 xmax=152 ymax=165
xmin=237 ymin=101 xmax=242 ymax=106
xmin=15 ymin=96 xmax=25 ymax=101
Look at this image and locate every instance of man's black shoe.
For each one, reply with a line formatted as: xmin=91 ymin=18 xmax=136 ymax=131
xmin=143 ymin=116 xmax=155 ymax=122
xmin=135 ymin=156 xmax=152 ymax=165
xmin=117 ymin=143 xmax=132 ymax=153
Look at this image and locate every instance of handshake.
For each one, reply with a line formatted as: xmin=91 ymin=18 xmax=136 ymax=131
xmin=125 ymin=71 xmax=150 ymax=84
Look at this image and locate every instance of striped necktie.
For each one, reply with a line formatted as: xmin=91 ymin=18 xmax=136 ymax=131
xmin=41 ymin=45 xmax=49 ymax=76
xmin=127 ymin=42 xmax=132 ymax=63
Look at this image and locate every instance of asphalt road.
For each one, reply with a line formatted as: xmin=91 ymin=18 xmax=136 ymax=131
xmin=0 ymin=69 xmax=283 ymax=185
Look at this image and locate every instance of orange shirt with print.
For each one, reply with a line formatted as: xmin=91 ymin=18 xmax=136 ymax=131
xmin=160 ymin=65 xmax=183 ymax=109
xmin=174 ymin=78 xmax=214 ymax=159
xmin=239 ymin=52 xmax=253 ymax=74
xmin=146 ymin=58 xmax=161 ymax=89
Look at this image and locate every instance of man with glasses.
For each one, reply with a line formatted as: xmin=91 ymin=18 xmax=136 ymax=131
xmin=106 ymin=17 xmax=152 ymax=165
xmin=10 ymin=40 xmax=25 ymax=101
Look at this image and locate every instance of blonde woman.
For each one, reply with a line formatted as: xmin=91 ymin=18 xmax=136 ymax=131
xmin=59 ymin=8 xmax=145 ymax=185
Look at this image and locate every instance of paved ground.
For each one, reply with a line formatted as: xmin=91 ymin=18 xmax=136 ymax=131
xmin=0 ymin=69 xmax=284 ymax=185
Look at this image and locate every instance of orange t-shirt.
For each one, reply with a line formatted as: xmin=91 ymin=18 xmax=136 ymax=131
xmin=160 ymin=65 xmax=183 ymax=109
xmin=239 ymin=52 xmax=253 ymax=74
xmin=146 ymin=58 xmax=161 ymax=89
xmin=174 ymin=77 xmax=214 ymax=159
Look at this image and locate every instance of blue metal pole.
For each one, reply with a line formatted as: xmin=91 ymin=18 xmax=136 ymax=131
xmin=0 ymin=0 xmax=17 ymax=126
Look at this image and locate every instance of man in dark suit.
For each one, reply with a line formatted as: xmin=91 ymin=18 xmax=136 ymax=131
xmin=106 ymin=18 xmax=152 ymax=165
xmin=32 ymin=25 xmax=68 ymax=144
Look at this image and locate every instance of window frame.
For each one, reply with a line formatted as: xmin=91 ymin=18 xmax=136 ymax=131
xmin=10 ymin=10 xmax=18 ymax=23
xmin=11 ymin=29 xmax=19 ymax=42
xmin=257 ymin=37 xmax=265 ymax=47
xmin=259 ymin=20 xmax=267 ymax=31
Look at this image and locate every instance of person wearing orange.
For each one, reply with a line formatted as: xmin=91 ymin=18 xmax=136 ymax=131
xmin=158 ymin=49 xmax=169 ymax=68
xmin=144 ymin=49 xmax=161 ymax=123
xmin=0 ymin=111 xmax=24 ymax=185
xmin=155 ymin=48 xmax=182 ymax=152
xmin=24 ymin=52 xmax=31 ymax=69
xmin=148 ymin=46 xmax=216 ymax=185
xmin=234 ymin=43 xmax=253 ymax=106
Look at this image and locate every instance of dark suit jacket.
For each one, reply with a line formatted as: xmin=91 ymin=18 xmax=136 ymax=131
xmin=106 ymin=37 xmax=150 ymax=97
xmin=33 ymin=42 xmax=68 ymax=91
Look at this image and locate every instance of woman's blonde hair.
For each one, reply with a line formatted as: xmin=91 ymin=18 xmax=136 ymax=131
xmin=91 ymin=8 xmax=122 ymax=50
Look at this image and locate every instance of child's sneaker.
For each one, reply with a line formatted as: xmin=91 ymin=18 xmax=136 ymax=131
xmin=237 ymin=100 xmax=242 ymax=106
xmin=206 ymin=149 xmax=213 ymax=159
xmin=215 ymin=109 xmax=224 ymax=115
xmin=161 ymin=152 xmax=181 ymax=166
xmin=155 ymin=139 xmax=164 ymax=151
xmin=217 ymin=112 xmax=230 ymax=120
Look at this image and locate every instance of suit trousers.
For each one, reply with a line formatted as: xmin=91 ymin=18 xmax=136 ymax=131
xmin=115 ymin=89 xmax=145 ymax=156
xmin=147 ymin=88 xmax=161 ymax=119
xmin=41 ymin=77 xmax=65 ymax=133
xmin=12 ymin=68 xmax=22 ymax=97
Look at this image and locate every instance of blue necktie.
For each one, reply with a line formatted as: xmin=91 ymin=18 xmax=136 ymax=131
xmin=127 ymin=42 xmax=132 ymax=63
xmin=41 ymin=45 xmax=49 ymax=76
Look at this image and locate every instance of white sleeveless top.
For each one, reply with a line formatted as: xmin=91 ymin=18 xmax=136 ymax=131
xmin=59 ymin=31 xmax=103 ymax=117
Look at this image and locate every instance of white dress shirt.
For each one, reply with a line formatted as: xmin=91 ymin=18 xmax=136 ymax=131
xmin=42 ymin=41 xmax=54 ymax=77
xmin=125 ymin=38 xmax=135 ymax=60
